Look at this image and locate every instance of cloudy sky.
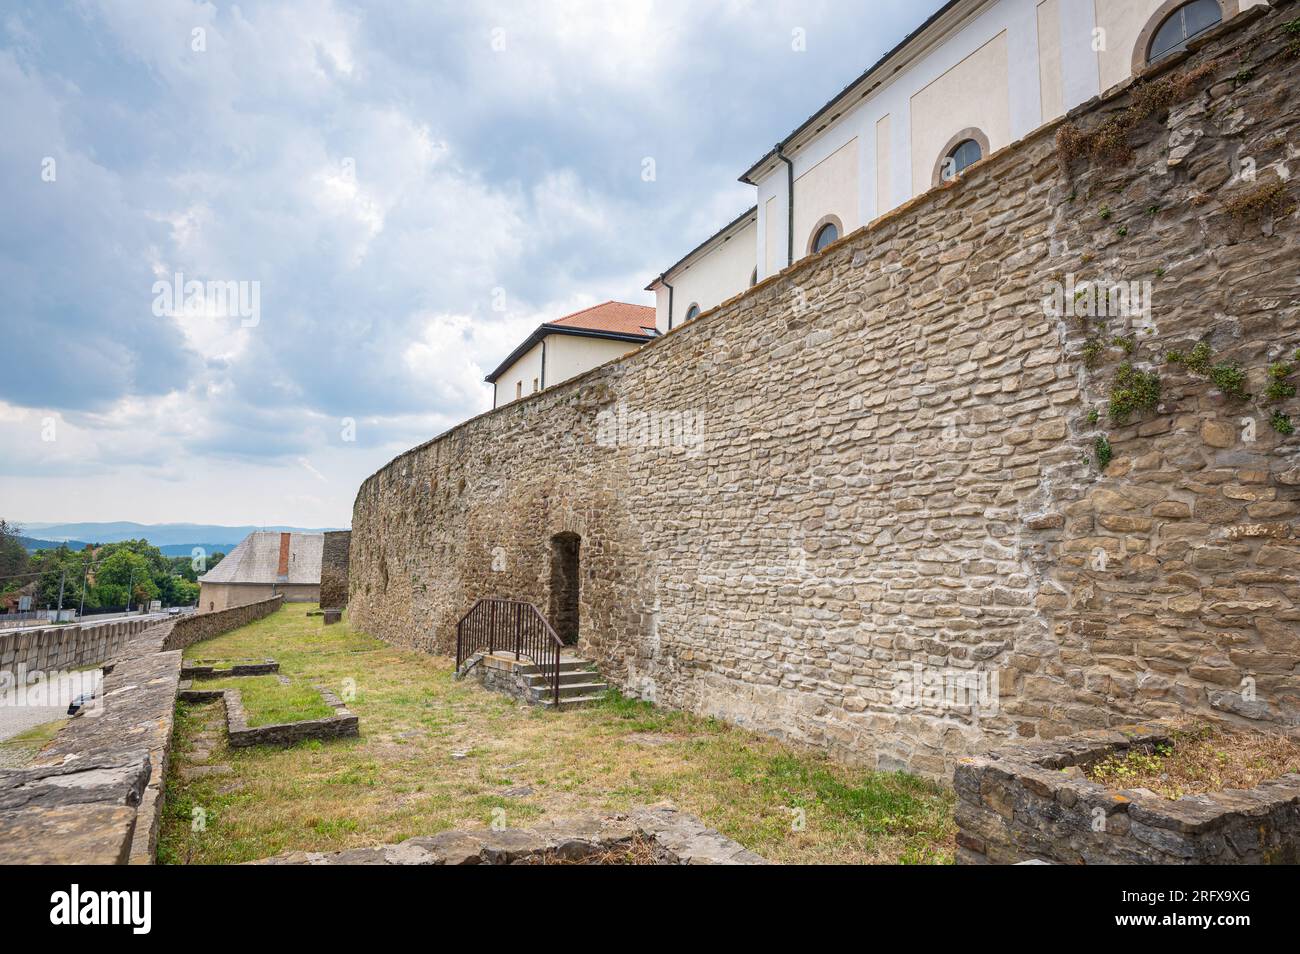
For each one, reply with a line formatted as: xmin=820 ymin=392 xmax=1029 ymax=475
xmin=0 ymin=0 xmax=940 ymax=528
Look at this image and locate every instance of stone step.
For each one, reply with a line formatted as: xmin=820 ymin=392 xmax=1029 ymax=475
xmin=522 ymin=670 xmax=604 ymax=687
xmin=536 ymin=691 xmax=607 ymax=708
xmin=518 ymin=660 xmax=597 ymax=676
xmin=529 ymin=680 xmax=609 ymax=700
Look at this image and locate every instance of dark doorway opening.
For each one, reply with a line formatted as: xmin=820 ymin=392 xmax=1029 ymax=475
xmin=548 ymin=532 xmax=581 ymax=645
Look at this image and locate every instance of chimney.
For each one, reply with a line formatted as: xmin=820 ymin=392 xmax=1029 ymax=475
xmin=277 ymin=532 xmax=291 ymax=582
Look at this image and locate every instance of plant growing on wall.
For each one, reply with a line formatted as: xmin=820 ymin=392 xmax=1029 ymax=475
xmin=1264 ymin=362 xmax=1296 ymax=402
xmin=1055 ymin=62 xmax=1218 ymax=167
xmin=1270 ymin=411 xmax=1294 ymax=436
xmin=1209 ymin=363 xmax=1250 ymax=401
xmin=1108 ymin=363 xmax=1161 ymax=424
xmin=1167 ymin=341 xmax=1213 ymax=374
xmin=1094 ymin=435 xmax=1113 ymax=470
xmin=1223 ymin=180 xmax=1295 ymax=224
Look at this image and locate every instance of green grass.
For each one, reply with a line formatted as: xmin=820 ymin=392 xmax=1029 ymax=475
xmin=0 ymin=718 xmax=66 ymax=767
xmin=159 ymin=603 xmax=955 ymax=865
xmin=202 ymin=675 xmax=333 ymax=727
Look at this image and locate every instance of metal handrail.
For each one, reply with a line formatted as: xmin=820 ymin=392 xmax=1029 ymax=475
xmin=455 ymin=598 xmax=563 ymax=707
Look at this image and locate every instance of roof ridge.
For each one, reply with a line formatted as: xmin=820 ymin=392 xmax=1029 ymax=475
xmin=554 ymin=299 xmax=652 ymax=322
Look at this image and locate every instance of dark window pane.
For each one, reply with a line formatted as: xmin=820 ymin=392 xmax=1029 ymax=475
xmin=813 ymin=223 xmax=838 ymax=252
xmin=943 ymin=138 xmax=982 ymax=180
xmin=1149 ymin=0 xmax=1221 ymax=62
xmin=684 ymin=304 xmax=700 ymax=321
xmin=1183 ymin=0 xmax=1221 ymax=37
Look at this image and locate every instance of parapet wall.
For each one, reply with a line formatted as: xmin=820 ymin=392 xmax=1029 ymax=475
xmin=0 ymin=597 xmax=288 ymax=863
xmin=162 ymin=596 xmax=283 ymax=653
xmin=0 ymin=615 xmax=163 ymax=677
xmin=349 ymin=4 xmax=1300 ymax=778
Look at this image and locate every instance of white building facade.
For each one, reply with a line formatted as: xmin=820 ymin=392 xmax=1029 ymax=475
xmin=649 ymin=0 xmax=1261 ymax=331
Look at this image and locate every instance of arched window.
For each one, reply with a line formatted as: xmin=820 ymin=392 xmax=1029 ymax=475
xmin=806 ymin=215 xmax=843 ymax=255
xmin=812 ymin=222 xmax=838 ymax=252
xmin=1145 ymin=0 xmax=1222 ymax=64
xmin=942 ymin=139 xmax=983 ymax=181
xmin=684 ymin=303 xmax=700 ymax=321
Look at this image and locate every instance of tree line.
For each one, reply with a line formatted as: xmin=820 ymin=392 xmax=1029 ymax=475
xmin=0 ymin=519 xmax=223 ymax=613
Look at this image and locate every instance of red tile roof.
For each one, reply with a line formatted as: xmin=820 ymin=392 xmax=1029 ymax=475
xmin=548 ymin=300 xmax=656 ymax=336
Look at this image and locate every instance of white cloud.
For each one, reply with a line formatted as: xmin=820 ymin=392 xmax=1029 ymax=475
xmin=1 ymin=0 xmax=943 ymax=525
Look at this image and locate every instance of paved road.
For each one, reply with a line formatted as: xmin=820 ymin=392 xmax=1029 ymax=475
xmin=0 ymin=668 xmax=103 ymax=765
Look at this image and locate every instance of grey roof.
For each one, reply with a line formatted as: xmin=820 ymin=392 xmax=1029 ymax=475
xmin=198 ymin=531 xmax=323 ymax=586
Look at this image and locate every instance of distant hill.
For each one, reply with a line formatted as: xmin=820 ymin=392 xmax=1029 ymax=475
xmin=17 ymin=535 xmax=92 ymax=552
xmin=17 ymin=522 xmax=345 ymax=552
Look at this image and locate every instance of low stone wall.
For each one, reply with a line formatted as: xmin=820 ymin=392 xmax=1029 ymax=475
xmin=0 ymin=614 xmax=164 ymax=677
xmin=954 ymin=724 xmax=1300 ymax=864
xmin=250 ymin=805 xmax=766 ymax=865
xmin=163 ymin=596 xmax=283 ymax=652
xmin=1 ymin=620 xmax=183 ymax=864
xmin=179 ymin=681 xmax=359 ymax=748
xmin=470 ymin=652 xmax=533 ymax=702
xmin=180 ymin=660 xmax=278 ymax=679
xmin=320 ymin=530 xmax=351 ymax=608
xmin=0 ymin=598 xmax=293 ymax=863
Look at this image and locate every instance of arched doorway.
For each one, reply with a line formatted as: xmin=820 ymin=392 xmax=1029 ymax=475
xmin=548 ymin=532 xmax=581 ymax=645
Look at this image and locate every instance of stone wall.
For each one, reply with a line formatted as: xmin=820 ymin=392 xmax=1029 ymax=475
xmin=0 ymin=619 xmax=181 ymax=865
xmin=320 ymin=529 xmax=351 ymax=608
xmin=163 ymin=596 xmax=283 ymax=653
xmin=0 ymin=614 xmax=163 ymax=677
xmin=349 ymin=4 xmax=1300 ymax=778
xmin=0 ymin=599 xmax=290 ymax=863
xmin=954 ymin=724 xmax=1300 ymax=864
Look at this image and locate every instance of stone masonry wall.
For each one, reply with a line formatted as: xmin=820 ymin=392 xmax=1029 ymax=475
xmin=162 ymin=596 xmax=283 ymax=653
xmin=320 ymin=530 xmax=351 ymax=608
xmin=0 ymin=598 xmax=291 ymax=862
xmin=349 ymin=4 xmax=1300 ymax=778
xmin=0 ymin=615 xmax=162 ymax=677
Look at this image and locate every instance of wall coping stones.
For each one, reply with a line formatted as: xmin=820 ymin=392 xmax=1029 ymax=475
xmin=0 ymin=750 xmax=152 ymax=865
xmin=956 ymin=722 xmax=1300 ymax=864
xmin=247 ymin=804 xmax=767 ymax=865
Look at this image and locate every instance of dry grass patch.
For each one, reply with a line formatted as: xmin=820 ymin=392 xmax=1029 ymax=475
xmin=159 ymin=603 xmax=954 ymax=865
xmin=1087 ymin=723 xmax=1300 ymax=799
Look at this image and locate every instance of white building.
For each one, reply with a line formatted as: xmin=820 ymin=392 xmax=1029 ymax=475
xmin=486 ymin=301 xmax=658 ymax=407
xmin=648 ymin=0 xmax=1258 ymax=330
